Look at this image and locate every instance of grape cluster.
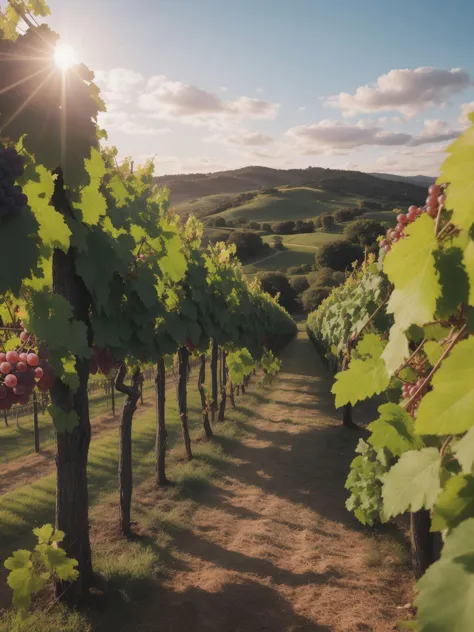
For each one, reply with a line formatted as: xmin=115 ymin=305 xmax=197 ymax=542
xmin=0 ymin=330 xmax=54 ymax=410
xmin=89 ymin=346 xmax=120 ymax=376
xmin=380 ymin=184 xmax=446 ymax=254
xmin=402 ymin=376 xmax=426 ymax=418
xmin=0 ymin=143 xmax=28 ymax=222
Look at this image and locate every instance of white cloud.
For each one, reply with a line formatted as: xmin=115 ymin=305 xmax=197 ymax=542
xmin=94 ymin=68 xmax=145 ymax=104
xmin=256 ymin=87 xmax=264 ymax=94
xmin=138 ymin=75 xmax=279 ymax=126
xmin=369 ymin=145 xmax=445 ymax=176
xmin=98 ymin=109 xmax=171 ymax=136
xmin=327 ymin=67 xmax=471 ymax=117
xmin=297 ymin=106 xmax=306 ymax=112
xmin=226 ymin=132 xmax=273 ymax=147
xmin=409 ymin=119 xmax=459 ymax=146
xmin=459 ymin=102 xmax=474 ymax=126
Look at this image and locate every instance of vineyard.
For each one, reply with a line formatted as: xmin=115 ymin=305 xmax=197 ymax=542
xmin=307 ymin=113 xmax=474 ymax=630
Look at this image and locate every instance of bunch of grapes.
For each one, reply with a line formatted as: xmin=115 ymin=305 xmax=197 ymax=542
xmin=0 ymin=330 xmax=54 ymax=411
xmin=402 ymin=376 xmax=427 ymax=418
xmin=380 ymin=184 xmax=446 ymax=254
xmin=89 ymin=346 xmax=120 ymax=376
xmin=0 ymin=143 xmax=28 ymax=222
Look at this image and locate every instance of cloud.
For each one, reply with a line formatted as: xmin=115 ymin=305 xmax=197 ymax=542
xmin=369 ymin=146 xmax=445 ymax=176
xmin=256 ymin=87 xmax=264 ymax=94
xmin=297 ymin=106 xmax=306 ymax=112
xmin=138 ymin=75 xmax=279 ymax=126
xmin=409 ymin=119 xmax=459 ymax=146
xmin=327 ymin=67 xmax=471 ymax=117
xmin=459 ymin=102 xmax=474 ymax=125
xmin=94 ymin=68 xmax=145 ymax=104
xmin=286 ymin=118 xmax=461 ymax=153
xmin=226 ymin=132 xmax=273 ymax=147
xmin=98 ymin=109 xmax=171 ymax=136
xmin=287 ymin=119 xmax=412 ymax=152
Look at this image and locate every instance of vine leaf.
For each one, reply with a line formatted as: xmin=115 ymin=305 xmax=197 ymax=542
xmin=416 ymin=337 xmax=474 ymax=436
xmin=463 ymin=238 xmax=474 ymax=307
xmin=47 ymin=405 xmax=79 ymax=433
xmin=454 ymin=427 xmax=474 ymax=474
xmin=332 ymin=334 xmax=389 ymax=407
xmin=431 ymin=474 xmax=474 ymax=532
xmin=381 ymin=324 xmax=409 ymax=377
xmin=368 ymin=403 xmax=422 ymax=457
xmin=383 ymin=215 xmax=441 ymax=330
xmin=382 ymin=448 xmax=442 ymax=518
xmin=415 ymin=518 xmax=474 ymax=632
xmin=424 ymin=340 xmax=443 ymax=366
xmin=77 ymin=148 xmax=107 ymax=225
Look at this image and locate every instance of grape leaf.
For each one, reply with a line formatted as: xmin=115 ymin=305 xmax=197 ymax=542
xmin=77 ymin=148 xmax=107 ymax=225
xmin=464 ymin=239 xmax=474 ymax=307
xmin=4 ymin=550 xmax=32 ymax=571
xmin=431 ymin=474 xmax=474 ymax=532
xmin=381 ymin=324 xmax=409 ymax=377
xmin=332 ymin=335 xmax=389 ymax=407
xmin=382 ymin=448 xmax=442 ymax=518
xmin=0 ymin=207 xmax=40 ymax=295
xmin=424 ymin=323 xmax=450 ymax=341
xmin=23 ymin=167 xmax=71 ymax=252
xmin=424 ymin=340 xmax=443 ymax=366
xmin=33 ymin=524 xmax=54 ymax=544
xmin=6 ymin=566 xmax=46 ymax=611
xmin=415 ymin=518 xmax=474 ymax=632
xmin=368 ymin=403 xmax=422 ymax=457
xmin=383 ymin=215 xmax=441 ymax=329
xmin=47 ymin=404 xmax=79 ymax=433
xmin=454 ymin=427 xmax=474 ymax=474
xmin=434 ymin=246 xmax=469 ymax=318
xmin=416 ymin=336 xmax=474 ymax=435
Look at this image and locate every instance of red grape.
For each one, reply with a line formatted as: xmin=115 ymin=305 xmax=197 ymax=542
xmin=34 ymin=367 xmax=44 ymax=379
xmin=428 ymin=184 xmax=440 ymax=197
xmin=17 ymin=393 xmax=30 ymax=405
xmin=407 ymin=208 xmax=418 ymax=221
xmin=6 ymin=350 xmax=19 ymax=363
xmin=438 ymin=194 xmax=446 ymax=206
xmin=20 ymin=331 xmax=29 ymax=342
xmin=5 ymin=374 xmax=17 ymax=388
xmin=0 ymin=353 xmax=5 ymax=363
xmin=26 ymin=353 xmax=39 ymax=367
xmin=19 ymin=352 xmax=27 ymax=362
xmin=13 ymin=384 xmax=25 ymax=395
xmin=16 ymin=362 xmax=27 ymax=373
xmin=0 ymin=361 xmax=12 ymax=374
xmin=397 ymin=213 xmax=408 ymax=224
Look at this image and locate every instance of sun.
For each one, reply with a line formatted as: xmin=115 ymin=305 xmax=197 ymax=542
xmin=54 ymin=44 xmax=76 ymax=70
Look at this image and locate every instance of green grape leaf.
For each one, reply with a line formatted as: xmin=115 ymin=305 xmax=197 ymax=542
xmin=41 ymin=546 xmax=78 ymax=581
xmin=382 ymin=448 xmax=442 ymax=518
xmin=454 ymin=427 xmax=474 ymax=474
xmin=424 ymin=323 xmax=450 ymax=341
xmin=7 ymin=567 xmax=46 ymax=612
xmin=434 ymin=246 xmax=469 ymax=318
xmin=77 ymin=148 xmax=107 ymax=225
xmin=384 ymin=215 xmax=441 ymax=329
xmin=399 ymin=367 xmax=418 ymax=382
xmin=416 ymin=336 xmax=474 ymax=436
xmin=4 ymin=550 xmax=32 ymax=571
xmin=332 ymin=335 xmax=389 ymax=407
xmin=368 ymin=403 xmax=422 ymax=457
xmin=381 ymin=324 xmax=409 ymax=377
xmin=431 ymin=474 xmax=474 ymax=532
xmin=0 ymin=207 xmax=40 ymax=295
xmin=47 ymin=405 xmax=79 ymax=433
xmin=424 ymin=340 xmax=443 ymax=366
xmin=463 ymin=239 xmax=474 ymax=307
xmin=415 ymin=518 xmax=474 ymax=632
xmin=33 ymin=524 xmax=54 ymax=545
xmin=23 ymin=167 xmax=71 ymax=252
xmin=159 ymin=231 xmax=187 ymax=283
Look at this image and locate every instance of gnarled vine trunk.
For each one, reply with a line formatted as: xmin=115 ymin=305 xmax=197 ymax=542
xmin=210 ymin=340 xmax=218 ymax=424
xmin=218 ymin=349 xmax=227 ymax=422
xmin=32 ymin=391 xmax=40 ymax=453
xmin=198 ymin=354 xmax=213 ymax=439
xmin=177 ymin=347 xmax=193 ymax=460
xmin=229 ymin=381 xmax=236 ymax=409
xmin=155 ymin=358 xmax=168 ymax=486
xmin=51 ymin=241 xmax=93 ymax=605
xmin=410 ymin=510 xmax=442 ymax=579
xmin=115 ymin=365 xmax=142 ymax=537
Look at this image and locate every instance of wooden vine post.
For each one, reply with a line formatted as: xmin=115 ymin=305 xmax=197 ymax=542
xmin=210 ymin=339 xmax=218 ymax=423
xmin=32 ymin=391 xmax=40 ymax=453
xmin=155 ymin=358 xmax=168 ymax=486
xmin=218 ymin=349 xmax=227 ymax=422
xmin=177 ymin=346 xmax=193 ymax=460
xmin=198 ymin=354 xmax=213 ymax=439
xmin=115 ymin=364 xmax=142 ymax=536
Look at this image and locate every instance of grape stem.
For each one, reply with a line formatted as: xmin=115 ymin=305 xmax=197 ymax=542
xmin=403 ymin=324 xmax=467 ymax=411
xmin=440 ymin=435 xmax=453 ymax=457
xmin=395 ymin=338 xmax=426 ymax=379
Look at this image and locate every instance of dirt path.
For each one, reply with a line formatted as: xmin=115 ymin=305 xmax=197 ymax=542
xmin=132 ymin=328 xmax=411 ymax=632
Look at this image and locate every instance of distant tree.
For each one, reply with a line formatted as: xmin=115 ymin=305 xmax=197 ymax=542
xmin=236 ymin=217 xmax=248 ymax=227
xmin=295 ymin=219 xmax=314 ymax=234
xmin=248 ymin=221 xmax=261 ymax=231
xmin=315 ymin=240 xmax=364 ymax=271
xmin=359 ymin=200 xmax=382 ymax=210
xmin=272 ymin=220 xmax=295 ymax=235
xmin=261 ymin=223 xmax=273 ymax=233
xmin=334 ymin=208 xmax=357 ymax=223
xmin=257 ymin=272 xmax=297 ymax=311
xmin=321 ymin=214 xmax=336 ymax=230
xmin=301 ymin=285 xmax=333 ymax=312
xmin=289 ymin=275 xmax=309 ymax=294
xmin=206 ymin=216 xmax=226 ymax=227
xmin=308 ymin=267 xmax=345 ymax=288
xmin=262 ymin=187 xmax=278 ymax=195
xmin=271 ymin=235 xmax=284 ymax=250
xmin=343 ymin=219 xmax=385 ymax=247
xmin=226 ymin=230 xmax=265 ymax=261
xmin=287 ymin=263 xmax=313 ymax=275
xmin=225 ymin=219 xmax=237 ymax=228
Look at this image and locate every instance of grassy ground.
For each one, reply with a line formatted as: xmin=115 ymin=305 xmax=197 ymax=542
xmin=243 ymin=248 xmax=316 ymax=273
xmin=212 ymin=187 xmax=365 ymax=223
xmin=0 ymin=325 xmax=413 ymax=632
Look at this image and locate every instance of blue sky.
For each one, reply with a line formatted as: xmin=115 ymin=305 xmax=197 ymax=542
xmin=46 ymin=0 xmax=474 ymax=176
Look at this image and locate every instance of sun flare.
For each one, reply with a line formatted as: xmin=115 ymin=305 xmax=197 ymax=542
xmin=54 ymin=44 xmax=76 ymax=70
